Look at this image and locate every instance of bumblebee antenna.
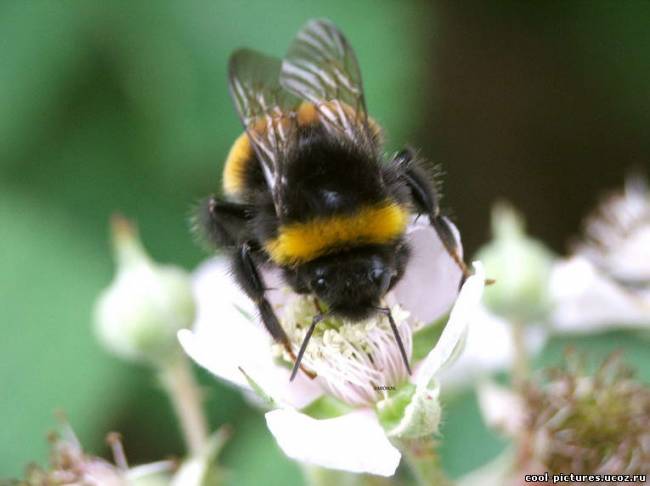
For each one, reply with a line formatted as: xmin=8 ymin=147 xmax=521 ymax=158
xmin=290 ymin=313 xmax=325 ymax=381
xmin=375 ymin=306 xmax=412 ymax=375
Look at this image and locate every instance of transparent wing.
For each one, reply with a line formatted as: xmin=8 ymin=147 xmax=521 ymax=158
xmin=228 ymin=49 xmax=299 ymax=208
xmin=280 ymin=19 xmax=375 ymax=147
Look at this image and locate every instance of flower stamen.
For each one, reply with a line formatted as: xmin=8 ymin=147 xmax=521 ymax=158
xmin=274 ymin=293 xmax=413 ymax=406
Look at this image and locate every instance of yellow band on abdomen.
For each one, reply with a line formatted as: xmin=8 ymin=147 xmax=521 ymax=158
xmin=265 ymin=201 xmax=408 ymax=265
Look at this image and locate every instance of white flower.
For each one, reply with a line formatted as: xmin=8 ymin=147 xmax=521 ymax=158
xmin=177 ymin=257 xmax=323 ymax=410
xmin=178 ymin=220 xmax=485 ymax=476
xmin=551 ymin=177 xmax=650 ymax=333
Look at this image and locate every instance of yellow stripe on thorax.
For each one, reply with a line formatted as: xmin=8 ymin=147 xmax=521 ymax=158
xmin=265 ymin=201 xmax=408 ymax=266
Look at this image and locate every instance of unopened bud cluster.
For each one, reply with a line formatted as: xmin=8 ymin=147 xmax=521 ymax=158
xmin=521 ymin=354 xmax=650 ymax=475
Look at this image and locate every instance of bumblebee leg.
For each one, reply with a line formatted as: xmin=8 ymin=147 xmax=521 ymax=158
xmin=200 ymin=197 xmax=315 ymax=379
xmin=375 ymin=306 xmax=412 ymax=375
xmin=199 ymin=198 xmax=283 ymax=338
xmin=290 ymin=313 xmax=325 ymax=381
xmin=232 ymin=242 xmax=316 ymax=380
xmin=394 ymin=149 xmax=472 ymax=281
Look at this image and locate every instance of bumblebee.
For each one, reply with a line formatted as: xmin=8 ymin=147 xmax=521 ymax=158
xmin=197 ymin=19 xmax=470 ymax=380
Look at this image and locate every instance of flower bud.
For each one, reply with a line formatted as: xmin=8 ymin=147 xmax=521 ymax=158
xmin=478 ymin=203 xmax=553 ymax=322
xmin=94 ymin=215 xmax=196 ymax=367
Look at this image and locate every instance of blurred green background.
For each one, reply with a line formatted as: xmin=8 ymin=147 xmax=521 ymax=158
xmin=1 ymin=0 xmax=649 ymax=483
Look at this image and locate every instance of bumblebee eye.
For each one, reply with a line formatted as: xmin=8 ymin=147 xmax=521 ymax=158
xmin=369 ymin=267 xmax=391 ymax=294
xmin=312 ymin=276 xmax=328 ymax=293
xmin=369 ymin=268 xmax=384 ymax=284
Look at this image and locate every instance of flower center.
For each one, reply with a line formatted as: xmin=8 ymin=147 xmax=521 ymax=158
xmin=273 ymin=291 xmax=413 ymax=406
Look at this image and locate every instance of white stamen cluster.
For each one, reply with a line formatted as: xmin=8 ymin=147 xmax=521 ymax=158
xmin=578 ymin=177 xmax=650 ymax=285
xmin=274 ymin=292 xmax=413 ymax=406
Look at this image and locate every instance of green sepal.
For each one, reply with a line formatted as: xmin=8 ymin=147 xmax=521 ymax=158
xmin=375 ymin=383 xmax=416 ymax=432
xmin=238 ymin=367 xmax=277 ymax=408
xmin=376 ymin=381 xmax=442 ymax=439
xmin=301 ymin=394 xmax=354 ymax=419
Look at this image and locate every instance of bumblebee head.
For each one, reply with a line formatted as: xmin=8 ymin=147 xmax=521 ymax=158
xmin=297 ymin=243 xmax=409 ymax=321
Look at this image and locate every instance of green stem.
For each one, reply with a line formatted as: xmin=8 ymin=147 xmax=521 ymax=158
xmin=399 ymin=437 xmax=453 ymax=486
xmin=302 ymin=466 xmax=358 ymax=486
xmin=159 ymin=355 xmax=209 ymax=455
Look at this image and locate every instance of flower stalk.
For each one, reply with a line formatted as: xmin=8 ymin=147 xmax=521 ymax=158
xmin=398 ymin=437 xmax=452 ymax=486
xmin=159 ymin=355 xmax=209 ymax=456
xmin=302 ymin=465 xmax=393 ymax=486
xmin=510 ymin=320 xmax=529 ymax=387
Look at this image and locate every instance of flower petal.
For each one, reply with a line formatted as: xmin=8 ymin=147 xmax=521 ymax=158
xmin=191 ymin=257 xmax=257 ymax=335
xmin=439 ymin=306 xmax=547 ymax=389
xmin=550 ymin=256 xmax=650 ymax=332
xmin=391 ymin=219 xmax=463 ymax=326
xmin=415 ymin=262 xmax=485 ymax=389
xmin=265 ymin=408 xmax=401 ymax=476
xmin=180 ymin=258 xmax=322 ymax=409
